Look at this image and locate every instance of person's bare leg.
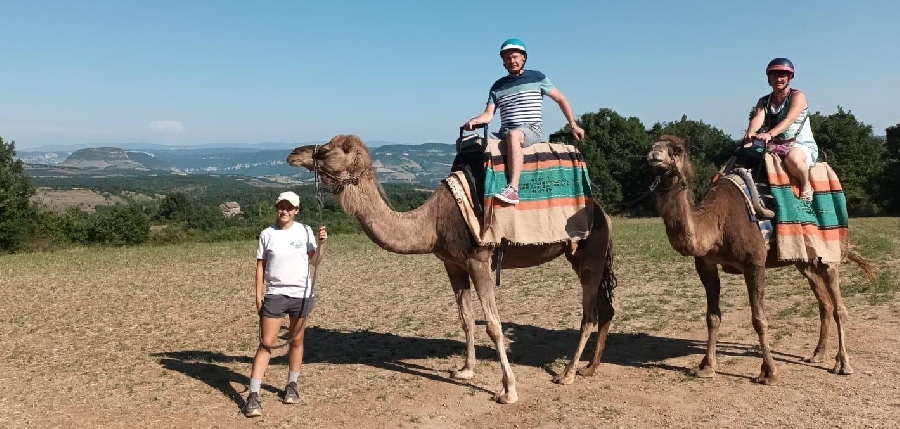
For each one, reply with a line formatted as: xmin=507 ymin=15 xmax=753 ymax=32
xmin=506 ymin=129 xmax=525 ymax=189
xmin=784 ymin=147 xmax=811 ymax=200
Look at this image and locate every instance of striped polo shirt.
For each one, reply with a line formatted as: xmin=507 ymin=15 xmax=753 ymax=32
xmin=487 ymin=70 xmax=555 ymax=135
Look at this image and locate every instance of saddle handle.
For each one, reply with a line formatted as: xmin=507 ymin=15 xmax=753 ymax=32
xmin=459 ymin=123 xmax=488 ymax=141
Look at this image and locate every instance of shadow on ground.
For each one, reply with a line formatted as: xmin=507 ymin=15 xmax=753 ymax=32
xmin=153 ymin=322 xmax=808 ymax=405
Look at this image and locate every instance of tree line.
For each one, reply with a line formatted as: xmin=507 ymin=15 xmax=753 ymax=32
xmin=1 ymin=105 xmax=897 ymax=253
xmin=551 ymin=106 xmax=895 ymax=217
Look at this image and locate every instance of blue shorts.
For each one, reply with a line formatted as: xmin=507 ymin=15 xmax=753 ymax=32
xmin=494 ymin=126 xmax=542 ymax=148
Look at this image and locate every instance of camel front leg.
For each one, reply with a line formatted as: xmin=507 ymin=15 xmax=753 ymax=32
xmin=822 ymin=264 xmax=853 ymax=375
xmin=745 ymin=265 xmax=777 ymax=384
xmin=554 ymin=282 xmax=599 ymax=385
xmin=693 ymin=257 xmax=722 ymax=378
xmin=469 ymin=263 xmax=518 ymax=404
xmin=444 ymin=263 xmax=476 ymax=380
xmin=797 ymin=262 xmax=833 ymax=363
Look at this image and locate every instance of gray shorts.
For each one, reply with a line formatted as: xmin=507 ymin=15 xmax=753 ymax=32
xmin=494 ymin=126 xmax=542 ymax=148
xmin=260 ymin=294 xmax=315 ymax=319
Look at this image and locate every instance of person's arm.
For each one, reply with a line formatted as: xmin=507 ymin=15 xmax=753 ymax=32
xmin=759 ymin=90 xmax=807 ymax=140
xmin=464 ymin=103 xmax=496 ymax=130
xmin=547 ymin=88 xmax=585 ymax=141
xmin=744 ymin=99 xmax=766 ymax=144
xmin=308 ymin=225 xmax=328 ymax=267
xmin=255 ymin=259 xmax=266 ymax=312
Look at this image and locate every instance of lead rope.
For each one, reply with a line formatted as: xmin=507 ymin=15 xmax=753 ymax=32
xmin=258 ymin=147 xmax=326 ymax=350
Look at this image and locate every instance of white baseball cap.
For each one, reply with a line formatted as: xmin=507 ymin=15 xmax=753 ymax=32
xmin=276 ymin=191 xmax=300 ymax=207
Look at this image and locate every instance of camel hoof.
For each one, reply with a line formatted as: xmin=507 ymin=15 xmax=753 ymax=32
xmin=691 ymin=366 xmax=716 ymax=378
xmin=830 ymin=363 xmax=853 ymax=375
xmin=754 ymin=373 xmax=777 ymax=385
xmin=495 ymin=391 xmax=518 ymax=404
xmin=576 ymin=365 xmax=597 ymax=377
xmin=804 ymin=349 xmax=826 ymax=363
xmin=552 ymin=373 xmax=575 ymax=385
xmin=450 ymin=368 xmax=475 ymax=380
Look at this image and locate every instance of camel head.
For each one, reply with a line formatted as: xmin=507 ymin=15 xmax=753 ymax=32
xmin=286 ymin=134 xmax=375 ymax=192
xmin=647 ymin=134 xmax=694 ymax=183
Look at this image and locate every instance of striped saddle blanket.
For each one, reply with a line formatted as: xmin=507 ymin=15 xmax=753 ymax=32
xmin=444 ymin=138 xmax=594 ymax=246
xmin=764 ymin=153 xmax=848 ymax=263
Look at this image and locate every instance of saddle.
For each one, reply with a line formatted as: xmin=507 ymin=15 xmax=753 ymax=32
xmin=450 ymin=132 xmax=488 ymax=217
xmin=715 ymin=143 xmax=777 ymax=218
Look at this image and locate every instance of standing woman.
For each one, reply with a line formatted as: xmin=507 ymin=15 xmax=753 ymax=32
xmin=744 ymin=57 xmax=819 ymax=201
xmin=242 ymin=191 xmax=327 ymax=418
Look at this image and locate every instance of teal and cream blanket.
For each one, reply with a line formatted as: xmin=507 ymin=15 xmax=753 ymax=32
xmin=445 ymin=138 xmax=594 ymax=246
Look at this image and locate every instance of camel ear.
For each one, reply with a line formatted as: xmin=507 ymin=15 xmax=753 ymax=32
xmin=683 ymin=139 xmax=692 ymax=155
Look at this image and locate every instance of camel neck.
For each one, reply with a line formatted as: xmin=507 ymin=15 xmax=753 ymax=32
xmin=338 ymin=177 xmax=440 ymax=254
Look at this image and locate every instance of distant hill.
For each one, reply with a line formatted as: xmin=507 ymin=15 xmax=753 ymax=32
xmin=21 ymin=140 xmax=400 ymax=152
xmin=22 ymin=141 xmax=460 ymax=187
xmin=60 ymin=147 xmax=146 ymax=170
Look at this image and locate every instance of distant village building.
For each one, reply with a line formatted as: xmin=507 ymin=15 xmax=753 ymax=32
xmin=219 ymin=201 xmax=242 ymax=217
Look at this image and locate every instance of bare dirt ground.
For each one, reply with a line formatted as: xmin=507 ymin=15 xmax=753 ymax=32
xmin=0 ymin=218 xmax=898 ymax=429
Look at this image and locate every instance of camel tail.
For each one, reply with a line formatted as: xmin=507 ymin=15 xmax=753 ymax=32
xmin=846 ymin=247 xmax=878 ymax=283
xmin=600 ymin=239 xmax=618 ymax=304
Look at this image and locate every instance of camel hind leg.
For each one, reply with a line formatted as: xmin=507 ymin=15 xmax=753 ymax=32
xmin=577 ymin=239 xmax=616 ymax=378
xmin=555 ymin=210 xmax=614 ymax=384
xmin=821 ymin=263 xmax=853 ymax=375
xmin=796 ymin=262 xmax=833 ymax=363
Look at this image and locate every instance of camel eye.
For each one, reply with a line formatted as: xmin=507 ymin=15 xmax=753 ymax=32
xmin=671 ymin=146 xmax=684 ymax=155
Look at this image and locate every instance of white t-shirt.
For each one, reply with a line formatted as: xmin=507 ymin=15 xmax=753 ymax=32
xmin=256 ymin=222 xmax=318 ymax=298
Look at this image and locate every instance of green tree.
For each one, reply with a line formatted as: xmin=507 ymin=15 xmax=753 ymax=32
xmin=157 ymin=192 xmax=192 ymax=222
xmin=0 ymin=137 xmax=35 ymax=253
xmin=881 ymin=123 xmax=900 ymax=214
xmin=90 ymin=204 xmax=151 ymax=245
xmin=554 ymin=108 xmax=651 ymax=212
xmin=809 ymin=107 xmax=886 ymax=215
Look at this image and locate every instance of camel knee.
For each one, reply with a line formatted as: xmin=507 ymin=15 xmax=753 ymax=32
xmin=751 ymin=317 xmax=768 ymax=334
xmin=706 ymin=313 xmax=721 ymax=330
xmin=834 ymin=305 xmax=850 ymax=320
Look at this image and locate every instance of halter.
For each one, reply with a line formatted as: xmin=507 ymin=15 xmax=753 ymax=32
xmin=311 ymin=145 xmax=368 ymax=194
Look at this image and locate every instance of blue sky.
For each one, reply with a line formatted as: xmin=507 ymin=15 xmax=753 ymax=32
xmin=2 ymin=0 xmax=898 ymax=149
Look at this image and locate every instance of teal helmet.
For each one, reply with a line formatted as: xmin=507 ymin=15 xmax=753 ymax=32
xmin=499 ymin=38 xmax=527 ymax=57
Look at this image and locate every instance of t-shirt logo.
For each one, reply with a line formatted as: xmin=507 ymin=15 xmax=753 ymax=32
xmin=289 ymin=241 xmax=304 ymax=249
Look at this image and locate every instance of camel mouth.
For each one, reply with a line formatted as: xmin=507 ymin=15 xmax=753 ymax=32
xmin=647 ymin=158 xmax=668 ymax=168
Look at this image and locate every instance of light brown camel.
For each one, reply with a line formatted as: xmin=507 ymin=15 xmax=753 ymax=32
xmin=287 ymin=134 xmax=617 ymax=404
xmin=646 ymin=135 xmax=876 ymax=384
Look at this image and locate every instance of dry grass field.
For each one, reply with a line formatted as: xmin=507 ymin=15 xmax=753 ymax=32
xmin=1 ymin=217 xmax=898 ymax=428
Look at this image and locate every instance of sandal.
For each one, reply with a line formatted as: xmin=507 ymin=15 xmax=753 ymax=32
xmin=800 ymin=187 xmax=814 ymax=202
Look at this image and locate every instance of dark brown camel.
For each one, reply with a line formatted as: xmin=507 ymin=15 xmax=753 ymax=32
xmin=287 ymin=135 xmax=617 ymax=403
xmin=646 ymin=135 xmax=876 ymax=384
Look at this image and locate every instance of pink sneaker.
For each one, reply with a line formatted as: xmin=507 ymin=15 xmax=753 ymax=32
xmin=495 ymin=185 xmax=519 ymax=204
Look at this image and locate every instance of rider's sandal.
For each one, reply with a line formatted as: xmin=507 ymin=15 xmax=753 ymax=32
xmin=800 ymin=187 xmax=814 ymax=202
